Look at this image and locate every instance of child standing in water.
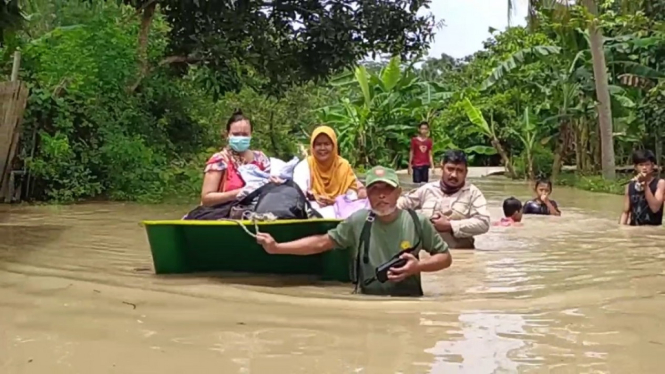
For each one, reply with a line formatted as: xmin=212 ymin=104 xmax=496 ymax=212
xmin=494 ymin=197 xmax=523 ymax=226
xmin=620 ymin=149 xmax=665 ymax=226
xmin=408 ymin=121 xmax=434 ymax=184
xmin=523 ymin=179 xmax=561 ymax=216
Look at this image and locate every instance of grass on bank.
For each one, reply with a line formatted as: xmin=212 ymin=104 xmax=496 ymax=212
xmin=11 ymin=167 xmax=634 ymax=206
xmin=554 ymin=172 xmax=631 ymax=195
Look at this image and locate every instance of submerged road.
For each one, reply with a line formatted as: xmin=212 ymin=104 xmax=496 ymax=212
xmin=2 ymin=177 xmax=663 ymax=373
xmin=396 ymin=166 xmax=506 ymax=179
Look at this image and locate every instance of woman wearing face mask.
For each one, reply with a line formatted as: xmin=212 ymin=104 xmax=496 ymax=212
xmin=293 ymin=125 xmax=366 ymax=218
xmin=200 ymin=110 xmax=271 ymax=207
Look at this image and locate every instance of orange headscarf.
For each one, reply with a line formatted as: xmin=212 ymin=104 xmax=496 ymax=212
xmin=307 ymin=126 xmax=358 ymax=198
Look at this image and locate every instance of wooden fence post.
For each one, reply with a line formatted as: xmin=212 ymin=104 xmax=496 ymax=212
xmin=11 ymin=51 xmax=21 ymax=82
xmin=1 ymin=49 xmax=29 ymax=203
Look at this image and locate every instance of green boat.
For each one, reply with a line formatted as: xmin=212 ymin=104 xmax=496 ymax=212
xmin=142 ymin=218 xmax=352 ymax=282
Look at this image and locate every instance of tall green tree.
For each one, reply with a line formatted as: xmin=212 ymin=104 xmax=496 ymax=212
xmin=583 ymin=0 xmax=615 ymax=179
xmin=124 ymin=0 xmax=436 ymax=94
xmin=0 ymin=0 xmax=26 ymax=45
xmin=509 ymin=0 xmax=616 ymax=179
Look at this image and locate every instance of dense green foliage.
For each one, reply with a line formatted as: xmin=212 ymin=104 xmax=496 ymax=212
xmin=420 ymin=1 xmax=665 ymax=182
xmin=1 ymin=0 xmax=665 ymax=203
xmin=0 ymin=0 xmax=431 ymax=202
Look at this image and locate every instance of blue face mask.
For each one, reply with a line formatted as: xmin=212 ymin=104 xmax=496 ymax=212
xmin=228 ymin=136 xmax=251 ymax=152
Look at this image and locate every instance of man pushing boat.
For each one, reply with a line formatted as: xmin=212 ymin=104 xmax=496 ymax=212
xmin=255 ymin=166 xmax=453 ymax=297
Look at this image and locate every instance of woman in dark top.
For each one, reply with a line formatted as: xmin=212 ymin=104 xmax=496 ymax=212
xmin=523 ymin=179 xmax=561 ymax=216
xmin=620 ymin=149 xmax=665 ymax=226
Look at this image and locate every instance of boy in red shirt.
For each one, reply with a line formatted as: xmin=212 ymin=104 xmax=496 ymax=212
xmin=408 ymin=121 xmax=434 ymax=184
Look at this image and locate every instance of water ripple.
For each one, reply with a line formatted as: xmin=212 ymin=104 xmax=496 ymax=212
xmin=2 ymin=179 xmax=665 ymax=373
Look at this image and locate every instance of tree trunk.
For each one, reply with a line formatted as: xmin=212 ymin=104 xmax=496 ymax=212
xmin=592 ymin=127 xmax=601 ymax=171
xmin=551 ymin=121 xmax=570 ymax=182
xmin=128 ymin=2 xmax=157 ymax=92
xmin=527 ymin=151 xmax=535 ymax=181
xmin=656 ymin=128 xmax=662 ymax=166
xmin=581 ymin=120 xmax=591 ymax=172
xmin=268 ymin=109 xmax=281 ymax=157
xmin=574 ymin=120 xmax=582 ymax=172
xmin=491 ymin=138 xmax=516 ymax=178
xmin=584 ymin=0 xmax=616 ymax=179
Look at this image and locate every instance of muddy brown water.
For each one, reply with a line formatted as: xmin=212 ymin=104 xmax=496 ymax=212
xmin=1 ymin=177 xmax=665 ymax=374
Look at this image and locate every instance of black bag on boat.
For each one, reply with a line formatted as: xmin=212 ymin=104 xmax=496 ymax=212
xmin=183 ymin=180 xmax=321 ymax=221
xmin=183 ymin=201 xmax=235 ymax=220
xmin=239 ymin=180 xmax=322 ymax=220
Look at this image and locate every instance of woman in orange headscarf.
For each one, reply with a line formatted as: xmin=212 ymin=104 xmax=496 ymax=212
xmin=293 ymin=126 xmax=366 ymax=217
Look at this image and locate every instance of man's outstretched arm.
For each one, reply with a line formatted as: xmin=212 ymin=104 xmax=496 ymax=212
xmin=257 ymin=214 xmax=358 ymax=255
xmin=264 ymin=234 xmax=336 ymax=255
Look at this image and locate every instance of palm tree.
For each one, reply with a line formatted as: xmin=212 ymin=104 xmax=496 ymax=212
xmin=582 ymin=0 xmax=615 ymax=179
xmin=508 ymin=0 xmax=616 ymax=179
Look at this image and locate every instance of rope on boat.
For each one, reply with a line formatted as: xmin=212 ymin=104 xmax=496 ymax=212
xmin=219 ymin=212 xmax=278 ymax=238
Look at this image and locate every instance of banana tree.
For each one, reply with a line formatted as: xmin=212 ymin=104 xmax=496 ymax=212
xmin=460 ymin=98 xmax=516 ymax=177
xmin=481 ymin=27 xmax=659 ymax=179
xmin=320 ymin=56 xmax=454 ymax=167
xmin=318 ymin=57 xmax=413 ymax=166
xmin=480 ymin=45 xmax=562 ymax=90
xmin=511 ymin=107 xmax=552 ymax=180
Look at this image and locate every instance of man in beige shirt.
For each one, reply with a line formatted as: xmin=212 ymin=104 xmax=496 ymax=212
xmin=397 ymin=150 xmax=490 ymax=249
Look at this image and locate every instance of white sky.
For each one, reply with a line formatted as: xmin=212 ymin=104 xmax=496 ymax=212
xmin=426 ymin=0 xmax=528 ymax=59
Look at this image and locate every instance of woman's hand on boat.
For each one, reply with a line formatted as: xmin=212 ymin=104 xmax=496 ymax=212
xmin=357 ymin=187 xmax=367 ymax=199
xmin=316 ymin=196 xmax=335 ymax=207
xmin=387 ymin=253 xmax=419 ymax=282
xmin=269 ymin=176 xmax=285 ymax=184
xmin=256 ymin=233 xmax=279 ymax=253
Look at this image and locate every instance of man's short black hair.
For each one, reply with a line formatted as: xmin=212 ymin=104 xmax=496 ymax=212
xmin=503 ymin=197 xmax=522 ymax=217
xmin=632 ymin=149 xmax=657 ymax=165
xmin=442 ymin=150 xmax=467 ymax=166
xmin=534 ymin=178 xmax=552 ymax=191
xmin=418 ymin=121 xmax=429 ymax=128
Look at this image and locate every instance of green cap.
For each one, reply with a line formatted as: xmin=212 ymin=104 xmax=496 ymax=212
xmin=365 ymin=166 xmax=400 ymax=188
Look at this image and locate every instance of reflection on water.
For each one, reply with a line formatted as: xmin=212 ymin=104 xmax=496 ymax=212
xmin=425 ymin=312 xmax=531 ymax=373
xmin=2 ymin=177 xmax=665 ymax=373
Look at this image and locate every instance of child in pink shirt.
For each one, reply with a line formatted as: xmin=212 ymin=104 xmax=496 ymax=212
xmin=494 ymin=197 xmax=523 ymax=227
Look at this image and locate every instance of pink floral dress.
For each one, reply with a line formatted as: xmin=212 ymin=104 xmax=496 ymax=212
xmin=204 ymin=149 xmax=271 ymax=192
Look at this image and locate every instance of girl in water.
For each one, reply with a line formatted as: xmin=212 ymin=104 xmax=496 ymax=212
xmin=523 ymin=179 xmax=561 ymax=216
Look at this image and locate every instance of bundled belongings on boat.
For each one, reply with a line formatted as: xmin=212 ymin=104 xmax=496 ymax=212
xmin=184 ymin=157 xmax=321 ymax=221
xmin=333 ymin=195 xmax=370 ymax=219
xmin=184 ymin=180 xmax=321 ymax=220
xmin=236 ymin=157 xmax=299 ymax=199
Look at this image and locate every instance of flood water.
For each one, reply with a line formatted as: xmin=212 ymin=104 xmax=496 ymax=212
xmin=1 ymin=176 xmax=665 ymax=373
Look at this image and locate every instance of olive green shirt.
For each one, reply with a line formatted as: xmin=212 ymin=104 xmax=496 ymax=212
xmin=327 ymin=209 xmax=449 ymax=296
